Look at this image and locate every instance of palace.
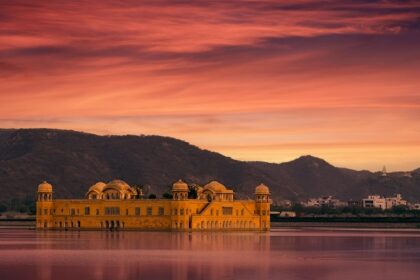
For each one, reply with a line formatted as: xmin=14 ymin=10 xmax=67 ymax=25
xmin=36 ymin=179 xmax=271 ymax=231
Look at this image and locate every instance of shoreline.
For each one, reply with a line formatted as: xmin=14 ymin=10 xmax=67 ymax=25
xmin=271 ymin=222 xmax=420 ymax=229
xmin=1 ymin=220 xmax=420 ymax=230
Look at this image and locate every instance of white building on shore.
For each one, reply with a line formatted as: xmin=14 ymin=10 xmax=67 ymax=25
xmin=362 ymin=194 xmax=407 ymax=210
xmin=304 ymin=196 xmax=347 ymax=208
xmin=362 ymin=195 xmax=386 ymax=209
xmin=409 ymin=203 xmax=420 ymax=210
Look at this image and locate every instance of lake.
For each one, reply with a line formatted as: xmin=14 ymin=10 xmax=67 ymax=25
xmin=1 ymin=228 xmax=420 ymax=280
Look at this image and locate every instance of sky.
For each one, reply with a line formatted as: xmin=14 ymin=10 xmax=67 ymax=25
xmin=0 ymin=0 xmax=420 ymax=171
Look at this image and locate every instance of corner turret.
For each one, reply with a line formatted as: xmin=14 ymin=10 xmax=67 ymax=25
xmin=37 ymin=181 xmax=53 ymax=201
xmin=36 ymin=181 xmax=54 ymax=229
xmin=255 ymin=183 xmax=271 ymax=231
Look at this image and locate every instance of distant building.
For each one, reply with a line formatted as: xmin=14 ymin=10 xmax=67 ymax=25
xmin=279 ymin=211 xmax=296 ymax=217
xmin=385 ymin=194 xmax=407 ymax=209
xmin=409 ymin=203 xmax=420 ymax=210
xmin=277 ymin=200 xmax=292 ymax=208
xmin=347 ymin=200 xmax=362 ymax=207
xmin=362 ymin=195 xmax=386 ymax=209
xmin=381 ymin=166 xmax=387 ymax=177
xmin=362 ymin=194 xmax=406 ymax=210
xmin=304 ymin=196 xmax=347 ymax=208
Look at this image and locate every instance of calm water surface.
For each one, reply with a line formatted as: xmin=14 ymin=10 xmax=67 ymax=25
xmin=1 ymin=228 xmax=420 ymax=280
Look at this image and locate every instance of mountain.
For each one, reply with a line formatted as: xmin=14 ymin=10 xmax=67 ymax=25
xmin=0 ymin=128 xmax=419 ymax=204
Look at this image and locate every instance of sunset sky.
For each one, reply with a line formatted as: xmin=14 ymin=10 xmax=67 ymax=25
xmin=1 ymin=0 xmax=419 ymax=171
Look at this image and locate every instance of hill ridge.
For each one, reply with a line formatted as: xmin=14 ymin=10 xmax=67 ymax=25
xmin=0 ymin=128 xmax=419 ymax=203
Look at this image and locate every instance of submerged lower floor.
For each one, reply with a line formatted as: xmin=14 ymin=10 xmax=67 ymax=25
xmin=37 ymin=215 xmax=268 ymax=231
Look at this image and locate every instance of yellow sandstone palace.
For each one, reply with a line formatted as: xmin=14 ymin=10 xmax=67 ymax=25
xmin=36 ymin=179 xmax=271 ymax=231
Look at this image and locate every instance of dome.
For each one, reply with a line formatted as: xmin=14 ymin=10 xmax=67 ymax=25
xmin=88 ymin=182 xmax=106 ymax=193
xmin=38 ymin=181 xmax=53 ymax=193
xmin=172 ymin=179 xmax=188 ymax=191
xmin=203 ymin=181 xmax=227 ymax=193
xmin=103 ymin=180 xmax=131 ymax=191
xmin=255 ymin=183 xmax=270 ymax=195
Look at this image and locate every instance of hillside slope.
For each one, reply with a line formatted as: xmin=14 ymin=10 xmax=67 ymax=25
xmin=0 ymin=129 xmax=419 ymax=203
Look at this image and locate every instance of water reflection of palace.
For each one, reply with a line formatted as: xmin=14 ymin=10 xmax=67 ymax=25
xmin=36 ymin=179 xmax=271 ymax=231
xmin=33 ymin=231 xmax=272 ymax=280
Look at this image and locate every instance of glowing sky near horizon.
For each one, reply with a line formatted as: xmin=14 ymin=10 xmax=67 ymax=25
xmin=1 ymin=0 xmax=420 ymax=171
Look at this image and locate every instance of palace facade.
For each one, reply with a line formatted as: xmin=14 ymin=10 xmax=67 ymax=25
xmin=36 ymin=179 xmax=271 ymax=231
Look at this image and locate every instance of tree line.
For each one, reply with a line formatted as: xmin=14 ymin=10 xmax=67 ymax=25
xmin=0 ymin=197 xmax=36 ymax=214
xmin=272 ymin=203 xmax=420 ymax=216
